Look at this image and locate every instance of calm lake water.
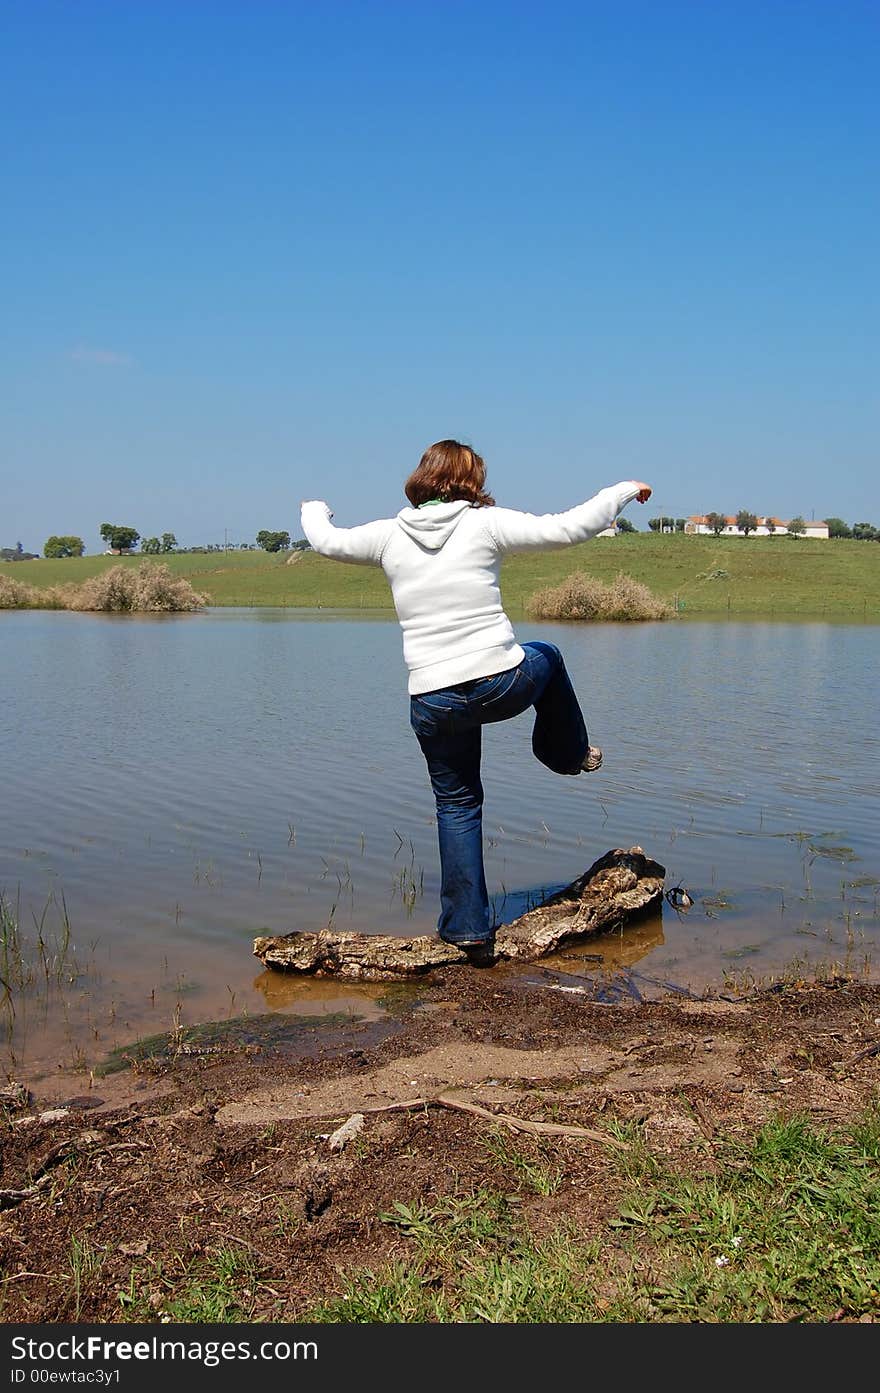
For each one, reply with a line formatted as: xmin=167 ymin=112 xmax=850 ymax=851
xmin=1 ymin=608 xmax=878 ymax=1085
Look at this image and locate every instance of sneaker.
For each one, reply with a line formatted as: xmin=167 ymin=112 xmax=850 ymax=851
xmin=460 ymin=939 xmax=496 ymax=967
xmin=440 ymin=933 xmax=493 ymax=948
xmin=580 ymin=745 xmax=603 ymax=773
xmin=440 ymin=934 xmax=496 ymax=965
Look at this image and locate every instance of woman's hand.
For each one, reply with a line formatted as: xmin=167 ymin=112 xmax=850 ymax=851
xmin=634 ymin=483 xmax=652 ymax=503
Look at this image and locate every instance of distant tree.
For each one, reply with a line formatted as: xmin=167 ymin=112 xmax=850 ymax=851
xmin=161 ymin=532 xmax=177 ymax=553
xmin=705 ymin=512 xmax=727 ymax=536
xmin=15 ymin=542 xmax=23 ymax=556
xmin=616 ymin=516 xmax=637 ymax=533
xmin=43 ymin=535 xmax=85 ymax=558
xmin=824 ymin=517 xmax=851 ymax=539
xmin=787 ymin=516 xmax=806 ymax=538
xmin=99 ymin=523 xmax=140 ymax=553
xmin=675 ymin=518 xmax=686 ymax=532
xmin=852 ymin=521 xmax=879 ymax=541
xmin=735 ymin=510 xmax=758 ymax=536
xmin=256 ymin=529 xmax=291 ymax=553
xmin=141 ymin=537 xmax=161 ymax=554
xmin=647 ymin=516 xmax=675 ymax=532
xmin=765 ymin=518 xmax=776 ymax=535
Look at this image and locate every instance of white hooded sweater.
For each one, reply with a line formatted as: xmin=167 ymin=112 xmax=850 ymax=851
xmin=301 ymin=481 xmax=642 ymax=694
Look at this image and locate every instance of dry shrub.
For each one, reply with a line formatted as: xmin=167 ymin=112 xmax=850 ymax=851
xmin=64 ymin=564 xmax=208 ymax=613
xmin=0 ymin=575 xmax=67 ymax=609
xmin=0 ymin=574 xmax=38 ymax=608
xmin=527 ymin=571 xmax=673 ymax=622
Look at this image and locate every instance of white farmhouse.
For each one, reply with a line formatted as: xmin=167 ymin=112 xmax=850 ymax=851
xmin=684 ymin=515 xmax=830 ymax=539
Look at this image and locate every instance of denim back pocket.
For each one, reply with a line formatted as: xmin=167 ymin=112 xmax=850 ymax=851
xmin=478 ymin=667 xmax=535 ymax=723
xmin=410 ymin=691 xmax=460 ymax=740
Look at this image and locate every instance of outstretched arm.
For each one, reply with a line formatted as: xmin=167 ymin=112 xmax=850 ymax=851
xmin=485 ymin=481 xmax=652 ymax=552
xmin=300 ymin=501 xmax=393 ymax=567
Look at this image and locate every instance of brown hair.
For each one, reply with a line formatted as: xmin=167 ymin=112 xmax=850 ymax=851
xmin=404 ymin=440 xmax=495 ymax=508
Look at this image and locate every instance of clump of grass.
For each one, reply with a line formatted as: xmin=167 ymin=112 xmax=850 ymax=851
xmin=0 ymin=888 xmax=76 ymax=994
xmin=64 ymin=563 xmax=208 ymax=613
xmin=481 ymin=1128 xmax=564 ymax=1195
xmin=526 ymin=571 xmax=673 ymax=622
xmin=119 ymin=1244 xmax=260 ymax=1323
xmin=0 ymin=888 xmax=86 ymax=1053
xmin=69 ymin=1234 xmax=104 ymax=1322
xmin=306 ymin=1189 xmax=604 ymax=1322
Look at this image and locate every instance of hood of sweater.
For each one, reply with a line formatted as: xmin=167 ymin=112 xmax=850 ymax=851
xmin=395 ymin=500 xmax=473 ymax=551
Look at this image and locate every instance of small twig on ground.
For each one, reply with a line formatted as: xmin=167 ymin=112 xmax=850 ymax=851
xmin=0 ymin=1175 xmax=55 ymax=1208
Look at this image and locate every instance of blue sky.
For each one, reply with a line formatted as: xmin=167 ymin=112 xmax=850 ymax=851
xmin=2 ymin=0 xmax=877 ymax=552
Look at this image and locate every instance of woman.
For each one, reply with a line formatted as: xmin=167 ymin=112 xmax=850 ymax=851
xmin=301 ymin=440 xmax=652 ymax=964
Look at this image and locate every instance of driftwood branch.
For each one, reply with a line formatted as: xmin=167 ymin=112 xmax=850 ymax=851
xmin=329 ymin=1096 xmax=627 ymax=1148
xmin=435 ymin=1094 xmax=627 ymax=1147
xmin=253 ymin=846 xmax=665 ymax=981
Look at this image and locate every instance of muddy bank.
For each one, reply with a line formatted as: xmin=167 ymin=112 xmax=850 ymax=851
xmin=1 ymin=961 xmax=878 ymax=1323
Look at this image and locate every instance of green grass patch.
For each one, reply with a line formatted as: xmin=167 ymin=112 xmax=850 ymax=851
xmin=96 ymin=1010 xmax=363 ymax=1074
xmin=6 ymin=534 xmax=879 ymax=617
xmin=119 ymin=1245 xmax=259 ymax=1323
xmin=306 ymin=1190 xmax=602 ymax=1323
xmin=606 ymin=1107 xmax=880 ymax=1321
xmin=302 ymin=1104 xmax=880 ymax=1323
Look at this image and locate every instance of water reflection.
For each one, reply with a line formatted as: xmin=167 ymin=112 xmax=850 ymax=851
xmin=252 ymin=968 xmax=392 ymax=1020
xmin=547 ymin=906 xmax=666 ymax=976
xmin=0 ymin=609 xmax=877 ymax=1081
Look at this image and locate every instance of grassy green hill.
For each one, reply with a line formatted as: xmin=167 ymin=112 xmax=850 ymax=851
xmin=6 ymin=534 xmax=879 ymax=618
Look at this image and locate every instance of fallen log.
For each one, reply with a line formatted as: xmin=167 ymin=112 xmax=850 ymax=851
xmin=253 ymin=846 xmax=665 ymax=981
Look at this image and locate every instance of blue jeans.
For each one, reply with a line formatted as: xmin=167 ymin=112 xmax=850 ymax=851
xmin=409 ymin=640 xmax=590 ymax=946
